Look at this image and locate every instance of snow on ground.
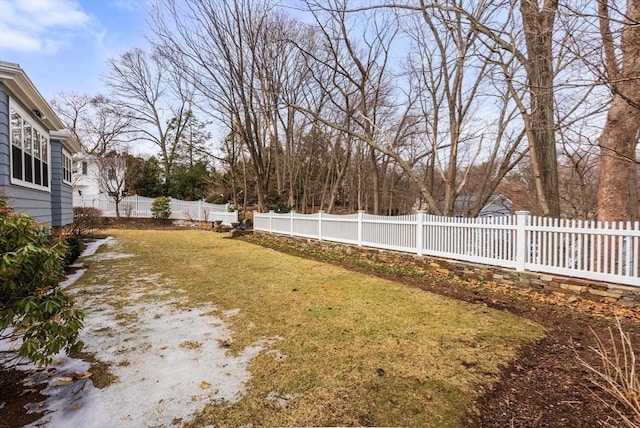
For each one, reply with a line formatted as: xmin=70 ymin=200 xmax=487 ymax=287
xmin=5 ymin=237 xmax=275 ymax=427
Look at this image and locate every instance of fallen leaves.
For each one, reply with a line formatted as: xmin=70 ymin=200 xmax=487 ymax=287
xmin=200 ymin=381 xmax=211 ymax=389
xmin=78 ymin=372 xmax=92 ymax=380
xmin=51 ymin=376 xmax=74 ymax=386
xmin=215 ymin=338 xmax=232 ymax=348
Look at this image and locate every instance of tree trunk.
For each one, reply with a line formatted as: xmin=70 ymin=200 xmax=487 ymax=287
xmin=596 ymin=0 xmax=640 ymax=222
xmin=520 ymin=0 xmax=560 ymax=217
xmin=597 ymin=96 xmax=640 ymax=222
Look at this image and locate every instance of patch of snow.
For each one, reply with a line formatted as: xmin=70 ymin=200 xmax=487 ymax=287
xmin=222 ymin=308 xmax=241 ymax=318
xmin=81 ymin=237 xmax=113 ymax=258
xmin=59 ymin=268 xmax=87 ymax=289
xmin=29 ymin=303 xmax=266 ymax=428
xmin=18 ymin=237 xmax=275 ymax=428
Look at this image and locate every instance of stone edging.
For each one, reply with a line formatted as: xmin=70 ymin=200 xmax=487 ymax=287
xmin=421 ymin=256 xmax=640 ymax=308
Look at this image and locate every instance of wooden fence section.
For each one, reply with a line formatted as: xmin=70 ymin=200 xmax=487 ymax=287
xmin=254 ymin=210 xmax=640 ymax=287
xmin=74 ymin=195 xmax=238 ymax=225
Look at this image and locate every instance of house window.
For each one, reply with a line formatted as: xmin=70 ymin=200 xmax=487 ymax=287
xmin=9 ymin=102 xmax=50 ymax=191
xmin=81 ymin=161 xmax=87 ymax=175
xmin=62 ymin=150 xmax=73 ymax=185
xmin=108 ymin=168 xmax=116 ymax=180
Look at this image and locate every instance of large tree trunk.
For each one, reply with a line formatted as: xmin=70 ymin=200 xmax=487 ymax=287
xmin=520 ymin=0 xmax=560 ymax=217
xmin=597 ymin=98 xmax=640 ymax=222
xmin=596 ymin=0 xmax=640 ymax=222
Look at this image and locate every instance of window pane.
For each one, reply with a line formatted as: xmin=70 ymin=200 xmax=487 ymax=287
xmin=34 ymin=158 xmax=42 ymax=185
xmin=24 ymin=153 xmax=33 ymax=183
xmin=33 ymin=130 xmax=41 ymax=159
xmin=10 ymin=111 xmax=21 ymax=147
xmin=42 ymin=163 xmax=49 ymax=187
xmin=41 ymin=136 xmax=48 ymax=159
xmin=62 ymin=155 xmax=71 ymax=183
xmin=12 ymin=145 xmax=22 ymax=180
xmin=23 ymin=121 xmax=32 ymax=155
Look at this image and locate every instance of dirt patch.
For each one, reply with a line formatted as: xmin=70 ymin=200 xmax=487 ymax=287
xmin=0 ymin=366 xmax=43 ymax=428
xmin=240 ymin=232 xmax=640 ymax=427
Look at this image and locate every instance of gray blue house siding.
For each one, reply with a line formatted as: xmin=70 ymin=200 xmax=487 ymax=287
xmin=0 ymin=62 xmax=80 ymax=226
xmin=4 ymin=186 xmax=52 ymax=224
xmin=50 ymin=139 xmax=73 ymax=226
xmin=0 ymin=82 xmax=53 ymax=224
xmin=0 ymin=84 xmax=9 ymax=188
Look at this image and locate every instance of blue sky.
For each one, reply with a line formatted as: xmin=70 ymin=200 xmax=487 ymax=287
xmin=0 ymin=0 xmax=150 ymax=102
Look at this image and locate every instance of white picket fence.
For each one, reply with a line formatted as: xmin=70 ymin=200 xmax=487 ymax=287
xmin=254 ymin=210 xmax=640 ymax=287
xmin=74 ymin=195 xmax=238 ymax=225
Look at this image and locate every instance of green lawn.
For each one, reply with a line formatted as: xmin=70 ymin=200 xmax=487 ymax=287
xmin=77 ymin=229 xmax=544 ymax=427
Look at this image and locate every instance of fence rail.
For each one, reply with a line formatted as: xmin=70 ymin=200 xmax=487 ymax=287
xmin=254 ymin=210 xmax=640 ymax=287
xmin=74 ymin=195 xmax=238 ymax=225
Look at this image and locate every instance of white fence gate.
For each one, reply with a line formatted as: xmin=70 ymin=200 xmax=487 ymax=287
xmin=74 ymin=195 xmax=238 ymax=225
xmin=253 ymin=210 xmax=640 ymax=287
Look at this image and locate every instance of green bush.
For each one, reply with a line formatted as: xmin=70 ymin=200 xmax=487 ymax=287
xmin=151 ymin=196 xmax=172 ymax=219
xmin=62 ymin=236 xmax=82 ymax=268
xmin=0 ymin=195 xmax=84 ymax=366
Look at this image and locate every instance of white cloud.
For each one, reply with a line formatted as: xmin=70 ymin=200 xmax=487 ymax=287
xmin=0 ymin=22 xmax=41 ymax=51
xmin=0 ymin=0 xmax=92 ymax=53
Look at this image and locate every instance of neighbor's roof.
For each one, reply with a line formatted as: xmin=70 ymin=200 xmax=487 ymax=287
xmin=0 ymin=61 xmax=81 ymax=153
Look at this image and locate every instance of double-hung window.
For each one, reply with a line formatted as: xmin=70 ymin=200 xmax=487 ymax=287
xmin=62 ymin=150 xmax=73 ymax=185
xmin=10 ymin=102 xmax=50 ymax=191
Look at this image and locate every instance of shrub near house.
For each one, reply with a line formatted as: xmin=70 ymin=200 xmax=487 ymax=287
xmin=0 ymin=195 xmax=84 ymax=366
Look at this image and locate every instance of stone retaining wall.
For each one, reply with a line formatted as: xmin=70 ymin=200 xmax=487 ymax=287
xmin=420 ymin=256 xmax=640 ymax=308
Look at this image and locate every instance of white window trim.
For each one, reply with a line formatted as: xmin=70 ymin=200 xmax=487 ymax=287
xmin=62 ymin=149 xmax=73 ymax=185
xmin=9 ymin=99 xmax=51 ymax=192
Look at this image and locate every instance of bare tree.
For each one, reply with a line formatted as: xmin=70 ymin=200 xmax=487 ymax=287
xmin=405 ymin=1 xmax=528 ymax=216
xmin=95 ymin=152 xmax=132 ymax=218
xmin=105 ymin=48 xmax=193 ymax=193
xmin=294 ymin=0 xmax=528 ymax=216
xmin=336 ymin=0 xmax=564 ymax=216
xmin=51 ymin=92 xmax=133 ymax=156
xmin=150 ymin=0 xmax=287 ymax=212
xmin=296 ymin=0 xmax=431 ymax=214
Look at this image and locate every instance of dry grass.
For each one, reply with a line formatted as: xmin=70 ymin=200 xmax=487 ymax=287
xmin=76 ymin=229 xmax=544 ymax=427
xmin=578 ymin=317 xmax=640 ymax=427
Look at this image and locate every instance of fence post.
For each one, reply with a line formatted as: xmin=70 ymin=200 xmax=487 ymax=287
xmin=515 ymin=211 xmax=529 ymax=271
xmin=357 ymin=210 xmax=365 ymax=247
xmin=198 ymin=199 xmax=203 ymax=222
xmin=268 ymin=210 xmax=274 ymax=233
xmin=290 ymin=210 xmax=295 ymax=236
xmin=416 ymin=210 xmax=426 ymax=256
xmin=318 ymin=210 xmax=324 ymax=241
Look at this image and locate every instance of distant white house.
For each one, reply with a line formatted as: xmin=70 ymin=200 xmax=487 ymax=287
xmin=73 ymin=154 xmax=126 ymax=198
